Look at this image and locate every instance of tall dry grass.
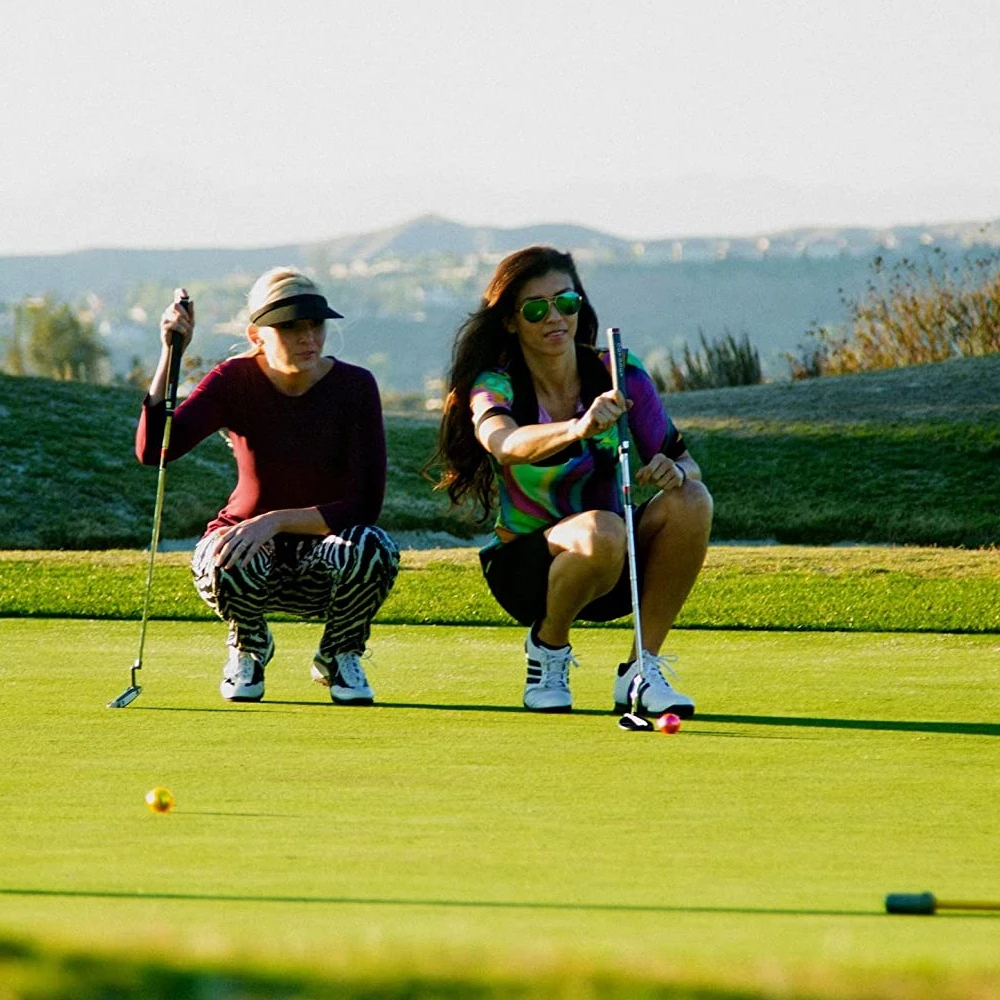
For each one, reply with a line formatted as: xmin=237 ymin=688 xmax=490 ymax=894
xmin=788 ymin=247 xmax=1000 ymax=378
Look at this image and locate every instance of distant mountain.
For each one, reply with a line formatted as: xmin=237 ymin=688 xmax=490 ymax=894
xmin=1 ymin=213 xmax=997 ymax=302
xmin=2 ymin=214 xmax=998 ymax=393
xmin=310 ymin=214 xmax=637 ymax=262
xmin=0 ymin=214 xmax=631 ymax=302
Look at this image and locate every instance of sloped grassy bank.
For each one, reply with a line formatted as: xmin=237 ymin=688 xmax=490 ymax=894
xmin=2 ymin=545 xmax=997 ymax=633
xmin=2 ymin=354 xmax=999 ymax=549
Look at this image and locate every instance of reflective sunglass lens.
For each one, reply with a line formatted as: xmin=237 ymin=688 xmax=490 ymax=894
xmin=519 ymin=291 xmax=582 ymax=323
xmin=554 ymin=292 xmax=582 ymax=316
xmin=520 ymin=299 xmax=550 ymax=323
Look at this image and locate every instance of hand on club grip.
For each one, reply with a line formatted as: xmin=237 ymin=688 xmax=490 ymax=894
xmin=574 ymin=389 xmax=630 ymax=439
xmin=160 ymin=287 xmax=195 ymax=353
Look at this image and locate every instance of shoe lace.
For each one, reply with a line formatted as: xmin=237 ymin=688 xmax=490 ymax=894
xmin=336 ymin=652 xmax=369 ymax=688
xmin=639 ymin=650 xmax=680 ymax=690
xmin=539 ymin=647 xmax=579 ymax=690
xmin=235 ymin=651 xmax=260 ymax=683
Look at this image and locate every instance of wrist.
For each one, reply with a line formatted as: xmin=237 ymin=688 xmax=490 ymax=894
xmin=676 ymin=463 xmax=687 ymax=486
xmin=252 ymin=511 xmax=280 ymax=535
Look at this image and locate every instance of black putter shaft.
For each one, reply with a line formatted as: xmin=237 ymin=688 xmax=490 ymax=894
xmin=108 ymin=294 xmax=189 ymax=708
xmin=885 ymin=892 xmax=1000 ymax=915
xmin=607 ymin=327 xmax=651 ymax=731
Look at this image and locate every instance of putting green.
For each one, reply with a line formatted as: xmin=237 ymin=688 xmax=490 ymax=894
xmin=1 ymin=620 xmax=998 ymax=998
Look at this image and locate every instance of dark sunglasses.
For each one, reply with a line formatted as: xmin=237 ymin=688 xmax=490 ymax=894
xmin=518 ymin=290 xmax=583 ymax=324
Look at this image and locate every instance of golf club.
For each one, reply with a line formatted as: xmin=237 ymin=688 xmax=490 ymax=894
xmin=885 ymin=892 xmax=1000 ymax=915
xmin=607 ymin=327 xmax=654 ymax=733
xmin=107 ymin=292 xmax=190 ymax=709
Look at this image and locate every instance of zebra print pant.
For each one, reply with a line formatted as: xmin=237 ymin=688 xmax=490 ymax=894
xmin=191 ymin=525 xmax=400 ymax=662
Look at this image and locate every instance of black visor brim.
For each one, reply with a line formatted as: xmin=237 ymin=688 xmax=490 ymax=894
xmin=250 ymin=293 xmax=343 ymax=326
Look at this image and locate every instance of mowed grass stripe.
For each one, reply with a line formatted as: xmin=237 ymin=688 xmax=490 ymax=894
xmin=1 ymin=620 xmax=998 ymax=1000
xmin=2 ymin=546 xmax=998 ymax=633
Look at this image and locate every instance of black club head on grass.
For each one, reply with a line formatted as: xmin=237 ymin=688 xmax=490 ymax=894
xmin=618 ymin=712 xmax=654 ymax=732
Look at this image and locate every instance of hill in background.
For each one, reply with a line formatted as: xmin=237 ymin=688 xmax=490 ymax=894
xmin=1 ymin=214 xmax=998 ymax=393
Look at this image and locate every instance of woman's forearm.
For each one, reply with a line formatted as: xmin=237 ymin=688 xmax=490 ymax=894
xmin=258 ymin=507 xmax=331 ymax=536
xmin=146 ymin=347 xmax=172 ymax=405
xmin=483 ymin=419 xmax=582 ymax=466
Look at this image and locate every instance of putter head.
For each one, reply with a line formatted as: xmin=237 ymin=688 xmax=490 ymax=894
xmin=618 ymin=712 xmax=654 ymax=732
xmin=107 ymin=684 xmax=141 ymax=709
xmin=885 ymin=892 xmax=936 ymax=915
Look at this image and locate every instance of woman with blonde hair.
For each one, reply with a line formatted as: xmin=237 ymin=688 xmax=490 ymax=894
xmin=136 ymin=267 xmax=399 ymax=704
xmin=434 ymin=246 xmax=712 ymax=716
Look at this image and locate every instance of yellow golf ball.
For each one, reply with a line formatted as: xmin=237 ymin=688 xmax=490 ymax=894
xmin=145 ymin=787 xmax=175 ymax=813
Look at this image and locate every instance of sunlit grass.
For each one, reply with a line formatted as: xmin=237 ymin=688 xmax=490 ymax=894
xmin=2 ymin=546 xmax=998 ymax=633
xmin=1 ymin=620 xmax=998 ymax=999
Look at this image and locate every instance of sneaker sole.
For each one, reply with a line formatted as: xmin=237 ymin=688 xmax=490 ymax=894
xmin=222 ymin=689 xmax=265 ymax=703
xmin=331 ymin=694 xmax=374 ymax=706
xmin=613 ymin=701 xmax=695 ymax=719
xmin=523 ymin=703 xmax=573 ymax=714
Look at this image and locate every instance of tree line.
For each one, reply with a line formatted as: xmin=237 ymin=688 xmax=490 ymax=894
xmin=2 ymin=296 xmax=107 ymax=382
xmin=3 ymin=247 xmax=998 ymax=390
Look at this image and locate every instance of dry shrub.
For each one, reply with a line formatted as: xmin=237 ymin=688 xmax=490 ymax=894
xmin=651 ymin=329 xmax=762 ymax=392
xmin=788 ymin=248 xmax=1000 ymax=378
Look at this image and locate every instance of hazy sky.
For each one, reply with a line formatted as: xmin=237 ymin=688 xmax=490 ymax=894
xmin=2 ymin=0 xmax=998 ymax=254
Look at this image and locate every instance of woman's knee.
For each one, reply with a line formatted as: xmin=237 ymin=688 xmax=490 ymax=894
xmin=673 ymin=479 xmax=713 ymax=532
xmin=192 ymin=530 xmax=274 ymax=598
xmin=324 ymin=524 xmax=401 ymax=583
xmin=639 ymin=481 xmax=713 ymax=549
xmin=550 ymin=509 xmax=626 ymax=563
xmin=370 ymin=525 xmax=401 ymax=583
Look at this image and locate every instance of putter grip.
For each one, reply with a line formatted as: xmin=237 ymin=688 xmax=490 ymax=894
xmin=605 ymin=327 xmax=630 ymax=442
xmin=165 ymin=296 xmax=190 ymax=410
xmin=885 ymin=892 xmax=936 ymax=914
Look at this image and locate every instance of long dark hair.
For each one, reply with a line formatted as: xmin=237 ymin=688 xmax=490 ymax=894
xmin=430 ymin=246 xmax=599 ymax=521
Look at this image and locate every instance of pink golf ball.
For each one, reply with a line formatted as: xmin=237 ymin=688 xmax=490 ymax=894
xmin=656 ymin=713 xmax=681 ymax=734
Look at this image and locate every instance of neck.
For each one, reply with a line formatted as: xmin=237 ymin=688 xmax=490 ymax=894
xmin=522 ymin=343 xmax=578 ymax=398
xmin=257 ymin=355 xmax=332 ymax=396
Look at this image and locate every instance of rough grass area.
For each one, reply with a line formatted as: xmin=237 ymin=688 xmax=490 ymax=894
xmin=2 ymin=354 xmax=1000 ymax=548
xmin=1 ymin=621 xmax=998 ymax=1000
xmin=2 ymin=546 xmax=998 ymax=633
xmin=663 ymin=352 xmax=1000 ymax=425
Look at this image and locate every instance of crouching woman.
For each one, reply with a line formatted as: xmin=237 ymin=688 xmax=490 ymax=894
xmin=136 ymin=268 xmax=399 ymax=704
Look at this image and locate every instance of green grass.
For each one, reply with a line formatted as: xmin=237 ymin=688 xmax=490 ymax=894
xmin=689 ymin=419 xmax=1000 ymax=546
xmin=1 ymin=619 xmax=999 ymax=999
xmin=2 ymin=546 xmax=998 ymax=633
xmin=3 ymin=354 xmax=1000 ymax=996
xmin=3 ymin=354 xmax=1000 ymax=548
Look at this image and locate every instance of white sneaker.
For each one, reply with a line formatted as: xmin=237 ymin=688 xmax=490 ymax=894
xmin=614 ymin=650 xmax=695 ymax=718
xmin=312 ymin=652 xmax=374 ymax=705
xmin=523 ymin=629 xmax=577 ymax=712
xmin=220 ymin=634 xmax=274 ymax=702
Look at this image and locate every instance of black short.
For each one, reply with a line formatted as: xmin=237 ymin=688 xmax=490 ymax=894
xmin=478 ymin=500 xmax=651 ymax=628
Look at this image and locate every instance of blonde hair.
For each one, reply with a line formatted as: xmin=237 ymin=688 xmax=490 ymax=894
xmin=239 ymin=266 xmax=324 ymax=357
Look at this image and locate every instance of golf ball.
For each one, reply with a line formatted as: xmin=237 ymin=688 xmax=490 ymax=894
xmin=145 ymin=787 xmax=175 ymax=813
xmin=656 ymin=713 xmax=681 ymax=734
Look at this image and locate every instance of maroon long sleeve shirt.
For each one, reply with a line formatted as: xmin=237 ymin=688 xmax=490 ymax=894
xmin=135 ymin=356 xmax=387 ymax=537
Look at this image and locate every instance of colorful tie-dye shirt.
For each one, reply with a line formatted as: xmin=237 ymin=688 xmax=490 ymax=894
xmin=470 ymin=348 xmax=686 ymax=541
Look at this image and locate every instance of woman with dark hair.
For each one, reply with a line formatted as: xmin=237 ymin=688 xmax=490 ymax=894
xmin=137 ymin=267 xmax=399 ymax=705
xmin=434 ymin=246 xmax=713 ymax=716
